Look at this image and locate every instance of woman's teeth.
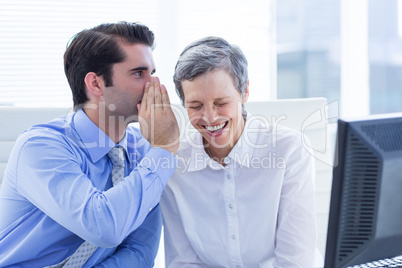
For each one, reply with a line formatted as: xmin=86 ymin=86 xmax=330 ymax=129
xmin=205 ymin=122 xmax=226 ymax=132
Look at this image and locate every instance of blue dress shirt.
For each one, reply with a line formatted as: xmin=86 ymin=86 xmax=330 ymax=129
xmin=0 ymin=109 xmax=177 ymax=267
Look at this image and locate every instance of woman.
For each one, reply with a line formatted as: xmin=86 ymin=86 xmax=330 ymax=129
xmin=160 ymin=36 xmax=317 ymax=267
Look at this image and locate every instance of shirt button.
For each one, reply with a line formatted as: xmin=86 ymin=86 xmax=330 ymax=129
xmin=232 ymin=235 xmax=237 ymax=240
xmin=224 ymin=158 xmax=230 ymax=164
xmin=226 ymin=174 xmax=231 ymax=180
xmin=149 ymin=207 xmax=153 ymax=211
xmin=228 ymin=204 xmax=233 ymax=209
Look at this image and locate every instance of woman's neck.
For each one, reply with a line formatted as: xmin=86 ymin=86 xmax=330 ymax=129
xmin=204 ymin=142 xmax=231 ymax=167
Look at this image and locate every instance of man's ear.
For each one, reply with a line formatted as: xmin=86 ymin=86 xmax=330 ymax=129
xmin=84 ymin=72 xmax=104 ymax=97
xmin=242 ymin=80 xmax=250 ymax=104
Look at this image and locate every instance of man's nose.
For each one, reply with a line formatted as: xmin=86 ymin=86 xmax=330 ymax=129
xmin=146 ymin=73 xmax=154 ymax=81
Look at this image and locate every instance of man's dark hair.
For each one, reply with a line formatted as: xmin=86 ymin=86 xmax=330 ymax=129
xmin=64 ymin=21 xmax=155 ymax=109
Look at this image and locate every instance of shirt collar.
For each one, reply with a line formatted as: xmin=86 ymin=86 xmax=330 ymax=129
xmin=73 ymin=109 xmax=128 ymax=163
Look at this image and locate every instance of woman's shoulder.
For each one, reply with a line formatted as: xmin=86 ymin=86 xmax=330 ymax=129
xmin=244 ymin=118 xmax=311 ymax=161
xmin=246 ymin=117 xmax=303 ymax=144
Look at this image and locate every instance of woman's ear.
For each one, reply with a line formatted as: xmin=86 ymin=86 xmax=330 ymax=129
xmin=84 ymin=72 xmax=104 ymax=97
xmin=242 ymin=80 xmax=250 ymax=104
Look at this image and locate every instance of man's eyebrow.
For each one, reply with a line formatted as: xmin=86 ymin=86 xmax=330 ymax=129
xmin=129 ymin=67 xmax=156 ymax=74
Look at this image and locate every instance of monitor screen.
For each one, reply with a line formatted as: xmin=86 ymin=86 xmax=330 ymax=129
xmin=324 ymin=113 xmax=402 ymax=268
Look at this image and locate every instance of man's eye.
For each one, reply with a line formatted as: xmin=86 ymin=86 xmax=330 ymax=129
xmin=216 ymin=103 xmax=227 ymax=107
xmin=133 ymin=71 xmax=142 ymax=77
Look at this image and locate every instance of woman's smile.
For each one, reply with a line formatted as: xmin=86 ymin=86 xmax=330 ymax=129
xmin=202 ymin=121 xmax=229 ymax=137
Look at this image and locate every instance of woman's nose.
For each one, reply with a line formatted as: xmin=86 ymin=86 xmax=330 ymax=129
xmin=202 ymin=107 xmax=218 ymax=124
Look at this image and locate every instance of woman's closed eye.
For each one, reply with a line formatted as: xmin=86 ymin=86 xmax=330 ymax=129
xmin=189 ymin=105 xmax=202 ymax=110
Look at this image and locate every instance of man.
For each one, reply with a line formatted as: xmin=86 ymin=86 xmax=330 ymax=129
xmin=0 ymin=21 xmax=179 ymax=267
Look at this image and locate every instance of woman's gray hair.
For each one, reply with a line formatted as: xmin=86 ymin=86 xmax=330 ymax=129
xmin=173 ymin=36 xmax=248 ymax=106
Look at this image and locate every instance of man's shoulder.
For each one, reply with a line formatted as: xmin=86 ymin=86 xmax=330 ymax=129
xmin=19 ymin=115 xmax=72 ymax=141
xmin=14 ymin=114 xmax=83 ymax=152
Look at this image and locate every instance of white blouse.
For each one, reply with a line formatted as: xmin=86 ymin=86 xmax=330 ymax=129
xmin=160 ymin=116 xmax=317 ymax=268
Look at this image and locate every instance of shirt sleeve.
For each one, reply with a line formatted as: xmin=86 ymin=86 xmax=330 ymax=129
xmin=160 ymin=185 xmax=208 ymax=267
xmin=273 ymin=133 xmax=317 ymax=267
xmin=93 ymin=205 xmax=162 ymax=268
xmin=15 ymin=134 xmax=177 ymax=248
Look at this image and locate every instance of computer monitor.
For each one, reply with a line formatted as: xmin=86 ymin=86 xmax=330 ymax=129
xmin=324 ymin=113 xmax=402 ymax=268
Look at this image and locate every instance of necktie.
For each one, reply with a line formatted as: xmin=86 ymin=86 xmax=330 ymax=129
xmin=57 ymin=146 xmax=126 ymax=268
xmin=107 ymin=146 xmax=125 ymax=186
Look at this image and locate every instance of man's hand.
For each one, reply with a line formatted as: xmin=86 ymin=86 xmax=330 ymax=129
xmin=138 ymin=77 xmax=180 ymax=154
